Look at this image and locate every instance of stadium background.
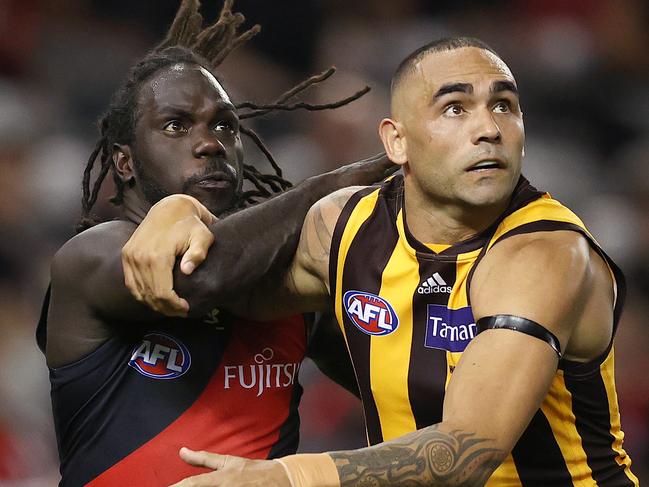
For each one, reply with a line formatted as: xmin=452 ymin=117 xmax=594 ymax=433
xmin=0 ymin=0 xmax=647 ymax=483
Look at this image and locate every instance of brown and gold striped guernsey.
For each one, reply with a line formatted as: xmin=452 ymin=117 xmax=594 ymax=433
xmin=330 ymin=175 xmax=638 ymax=486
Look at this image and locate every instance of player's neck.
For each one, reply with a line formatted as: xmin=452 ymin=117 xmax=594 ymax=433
xmin=121 ymin=190 xmax=152 ymax=226
xmin=403 ymin=183 xmax=507 ymax=246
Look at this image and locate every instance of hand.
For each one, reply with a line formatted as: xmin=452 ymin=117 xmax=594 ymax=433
xmin=331 ymin=152 xmax=398 ymax=187
xmin=170 ymin=448 xmax=291 ymax=487
xmin=122 ymin=195 xmax=217 ymax=317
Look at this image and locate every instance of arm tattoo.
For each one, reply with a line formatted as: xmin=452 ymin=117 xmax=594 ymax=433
xmin=302 ymin=189 xmax=353 ymax=273
xmin=330 ymin=425 xmax=503 ymax=487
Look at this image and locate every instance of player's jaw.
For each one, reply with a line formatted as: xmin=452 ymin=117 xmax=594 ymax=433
xmin=183 ymin=161 xmax=241 ymax=215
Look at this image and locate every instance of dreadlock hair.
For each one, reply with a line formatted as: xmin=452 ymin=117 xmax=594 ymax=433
xmin=78 ymin=0 xmax=370 ymax=232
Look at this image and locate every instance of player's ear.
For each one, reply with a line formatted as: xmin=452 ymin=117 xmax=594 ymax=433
xmin=379 ymin=118 xmax=407 ymax=166
xmin=113 ymin=144 xmax=135 ymax=184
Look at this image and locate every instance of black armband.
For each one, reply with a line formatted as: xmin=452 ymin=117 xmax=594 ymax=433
xmin=476 ymin=314 xmax=562 ymax=359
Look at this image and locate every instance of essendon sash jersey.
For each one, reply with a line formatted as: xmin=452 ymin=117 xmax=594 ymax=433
xmin=37 ymin=292 xmax=306 ymax=486
xmin=330 ymin=175 xmax=638 ymax=486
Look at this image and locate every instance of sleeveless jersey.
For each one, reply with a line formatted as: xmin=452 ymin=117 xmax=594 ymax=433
xmin=37 ymin=291 xmax=307 ymax=487
xmin=330 ymin=175 xmax=638 ymax=486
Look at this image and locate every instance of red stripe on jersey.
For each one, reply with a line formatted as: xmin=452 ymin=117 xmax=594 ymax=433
xmin=87 ymin=316 xmax=306 ymax=486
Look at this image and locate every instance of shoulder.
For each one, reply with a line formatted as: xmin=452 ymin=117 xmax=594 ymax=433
xmin=51 ymin=220 xmax=136 ymax=288
xmin=474 ymin=230 xmax=596 ymax=300
xmin=471 ymin=230 xmax=611 ymax=343
xmin=305 ymin=186 xmax=369 ymax=234
xmin=316 ymin=185 xmax=369 ymax=212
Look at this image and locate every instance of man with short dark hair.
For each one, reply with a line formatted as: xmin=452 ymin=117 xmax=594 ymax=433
xmin=39 ymin=1 xmax=392 ymax=485
xmin=125 ymin=37 xmax=638 ymax=486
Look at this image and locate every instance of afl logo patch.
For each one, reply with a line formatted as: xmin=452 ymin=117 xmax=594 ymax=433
xmin=128 ymin=333 xmax=191 ymax=379
xmin=343 ymin=290 xmax=399 ymax=336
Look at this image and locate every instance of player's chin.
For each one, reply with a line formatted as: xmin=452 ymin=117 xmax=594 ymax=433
xmin=463 ymin=178 xmax=513 ymax=207
xmin=187 ymin=185 xmax=237 ymax=216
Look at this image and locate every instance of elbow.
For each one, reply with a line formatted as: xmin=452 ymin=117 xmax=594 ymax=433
xmin=173 ymin=265 xmax=228 ymax=318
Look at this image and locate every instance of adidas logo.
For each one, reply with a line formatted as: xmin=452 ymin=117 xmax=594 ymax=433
xmin=417 ymin=273 xmax=452 ymax=294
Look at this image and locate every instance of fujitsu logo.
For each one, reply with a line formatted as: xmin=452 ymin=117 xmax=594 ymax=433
xmin=417 ymin=273 xmax=452 ymax=294
xmin=224 ymin=348 xmax=300 ymax=397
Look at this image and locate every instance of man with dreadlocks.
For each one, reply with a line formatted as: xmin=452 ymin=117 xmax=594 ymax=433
xmin=38 ymin=1 xmax=393 ymax=485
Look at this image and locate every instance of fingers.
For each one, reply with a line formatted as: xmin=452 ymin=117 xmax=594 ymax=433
xmin=122 ymin=246 xmax=189 ymax=317
xmin=179 ymin=448 xmax=230 ymax=470
xmin=180 ymin=224 xmax=215 ymax=275
xmin=122 ymin=202 xmax=213 ymax=316
xmin=169 ymin=471 xmax=224 ymax=487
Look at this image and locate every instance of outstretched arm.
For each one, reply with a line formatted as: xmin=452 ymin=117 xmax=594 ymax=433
xmin=123 ymin=154 xmax=391 ymax=317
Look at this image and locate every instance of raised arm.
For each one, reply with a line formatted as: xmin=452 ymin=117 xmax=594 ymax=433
xmin=122 ymin=155 xmax=389 ymax=317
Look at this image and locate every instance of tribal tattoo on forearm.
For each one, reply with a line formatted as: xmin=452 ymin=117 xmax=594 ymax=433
xmin=330 ymin=425 xmax=503 ymax=487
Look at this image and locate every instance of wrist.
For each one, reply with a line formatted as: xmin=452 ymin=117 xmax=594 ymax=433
xmin=275 ymin=453 xmax=340 ymax=487
xmin=151 ymin=194 xmax=206 ymax=220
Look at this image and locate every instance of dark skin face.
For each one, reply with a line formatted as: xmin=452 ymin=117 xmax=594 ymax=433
xmin=117 ymin=63 xmax=244 ymax=217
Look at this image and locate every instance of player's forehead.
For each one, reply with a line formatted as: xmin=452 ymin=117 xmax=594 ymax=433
xmin=139 ymin=63 xmax=233 ymax=114
xmin=397 ymin=47 xmax=516 ymax=102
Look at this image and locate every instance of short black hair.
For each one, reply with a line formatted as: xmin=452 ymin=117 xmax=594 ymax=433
xmin=391 ymin=36 xmax=502 ymax=93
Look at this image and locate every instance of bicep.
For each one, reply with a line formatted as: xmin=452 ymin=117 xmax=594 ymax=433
xmin=283 ymin=187 xmax=361 ymax=304
xmin=470 ymin=231 xmax=595 ymax=357
xmin=51 ymin=227 xmax=158 ymax=322
xmin=235 ymin=188 xmax=358 ymax=320
xmin=442 ymin=327 xmax=558 ymax=452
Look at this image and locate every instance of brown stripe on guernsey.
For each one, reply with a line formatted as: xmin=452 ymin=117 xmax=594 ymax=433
xmin=539 ymin=371 xmax=597 ymax=482
xmin=337 ymin=187 xmax=390 ymax=445
xmin=564 ymin=351 xmax=639 ymax=486
xmin=368 ymin=208 xmax=420 ymax=440
xmin=510 ymin=409 xmax=574 ymax=485
xmin=408 ymin=230 xmax=456 ymax=431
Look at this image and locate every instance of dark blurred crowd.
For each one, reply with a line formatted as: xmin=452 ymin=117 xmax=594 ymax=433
xmin=1 ymin=0 xmax=647 ymax=484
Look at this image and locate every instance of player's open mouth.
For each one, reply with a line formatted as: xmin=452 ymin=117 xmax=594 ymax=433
xmin=466 ymin=159 xmax=505 ymax=172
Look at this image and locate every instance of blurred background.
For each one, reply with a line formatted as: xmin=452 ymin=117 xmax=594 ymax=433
xmin=0 ymin=0 xmax=647 ymax=483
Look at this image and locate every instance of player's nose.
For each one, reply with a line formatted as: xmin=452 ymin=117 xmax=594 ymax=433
xmin=472 ymin=109 xmax=501 ymax=145
xmin=192 ymin=127 xmax=227 ymax=159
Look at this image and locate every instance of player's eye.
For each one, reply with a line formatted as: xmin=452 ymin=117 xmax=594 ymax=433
xmin=162 ymin=120 xmax=187 ymax=133
xmin=493 ymin=101 xmax=511 ymax=113
xmin=213 ymin=117 xmax=238 ymax=133
xmin=443 ymin=103 xmax=464 ymax=117
xmin=214 ymin=120 xmax=234 ymax=132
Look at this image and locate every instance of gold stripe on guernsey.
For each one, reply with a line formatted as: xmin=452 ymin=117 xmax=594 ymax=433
xmin=600 ymin=349 xmax=640 ymax=485
xmin=484 ymin=454 xmax=520 ymax=487
xmin=425 ymin=243 xmax=452 ymax=253
xmin=333 ymin=189 xmax=381 ymax=342
xmin=370 ymin=210 xmax=419 ymax=440
xmin=445 ymin=249 xmax=482 ymax=387
xmin=539 ymin=371 xmax=595 ymax=485
xmin=488 ymin=195 xmax=590 ymax=250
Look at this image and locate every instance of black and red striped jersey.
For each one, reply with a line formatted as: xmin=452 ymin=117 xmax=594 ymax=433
xmin=329 ymin=175 xmax=638 ymax=486
xmin=38 ymin=291 xmax=307 ymax=486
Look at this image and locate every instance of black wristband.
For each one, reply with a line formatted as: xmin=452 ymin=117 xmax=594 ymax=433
xmin=476 ymin=314 xmax=562 ymax=358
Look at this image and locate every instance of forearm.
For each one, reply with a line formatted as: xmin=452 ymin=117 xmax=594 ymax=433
xmin=278 ymin=422 xmax=503 ymax=487
xmin=300 ymin=423 xmax=503 ymax=487
xmin=176 ymin=171 xmax=358 ymax=316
